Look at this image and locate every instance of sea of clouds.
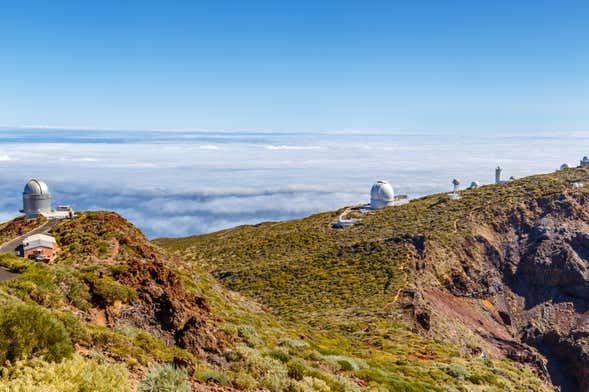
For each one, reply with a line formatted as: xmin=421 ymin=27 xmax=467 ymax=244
xmin=0 ymin=129 xmax=587 ymax=238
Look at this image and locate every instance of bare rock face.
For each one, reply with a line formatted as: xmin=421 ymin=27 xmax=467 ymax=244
xmin=52 ymin=212 xmax=231 ymax=367
xmin=408 ymin=194 xmax=589 ymax=391
xmin=115 ymin=258 xmax=230 ymax=366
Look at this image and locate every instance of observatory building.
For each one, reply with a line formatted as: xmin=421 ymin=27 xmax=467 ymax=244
xmin=21 ymin=179 xmax=52 ymax=218
xmin=448 ymin=178 xmax=461 ymax=200
xmin=495 ymin=167 xmax=503 ymax=184
xmin=370 ymin=180 xmax=395 ymax=209
xmin=581 ymin=157 xmax=589 ymax=167
xmin=20 ymin=179 xmax=74 ymax=219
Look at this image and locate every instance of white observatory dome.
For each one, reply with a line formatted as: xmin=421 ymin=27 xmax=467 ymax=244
xmin=22 ymin=179 xmax=52 ymax=218
xmin=24 ymin=179 xmax=50 ymax=196
xmin=469 ymin=181 xmax=481 ymax=189
xmin=560 ymin=163 xmax=570 ymax=170
xmin=370 ymin=180 xmax=395 ymax=209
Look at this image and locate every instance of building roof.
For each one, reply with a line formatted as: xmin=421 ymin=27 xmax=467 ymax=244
xmin=23 ymin=179 xmax=50 ymax=196
xmin=23 ymin=234 xmax=56 ymax=251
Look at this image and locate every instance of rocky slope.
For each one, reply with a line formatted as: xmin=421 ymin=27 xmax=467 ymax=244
xmin=4 ymin=211 xmax=498 ymax=391
xmin=159 ymin=166 xmax=589 ymax=392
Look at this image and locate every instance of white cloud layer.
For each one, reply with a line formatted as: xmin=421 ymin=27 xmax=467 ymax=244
xmin=0 ymin=129 xmax=587 ymax=238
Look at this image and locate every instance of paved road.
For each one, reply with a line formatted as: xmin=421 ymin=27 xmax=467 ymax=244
xmin=0 ymin=268 xmax=18 ymax=282
xmin=0 ymin=219 xmax=60 ymax=255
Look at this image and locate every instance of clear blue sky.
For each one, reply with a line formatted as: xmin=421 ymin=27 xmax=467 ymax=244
xmin=0 ymin=1 xmax=587 ymax=133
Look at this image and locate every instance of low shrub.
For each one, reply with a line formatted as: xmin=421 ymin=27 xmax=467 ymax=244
xmin=139 ymin=363 xmax=190 ymax=392
xmin=443 ymin=364 xmax=470 ymax=379
xmin=322 ymin=355 xmax=367 ymax=372
xmin=231 ymin=371 xmax=257 ymax=390
xmin=92 ymin=277 xmax=136 ymax=305
xmin=198 ymin=370 xmax=231 ymax=386
xmin=279 ymin=339 xmax=310 ymax=350
xmin=286 ymin=360 xmax=307 ymax=381
xmin=0 ymin=254 xmax=30 ymax=273
xmin=0 ymin=354 xmax=130 ymax=391
xmin=0 ymin=302 xmax=73 ymax=363
xmin=55 ymin=271 xmax=91 ymax=310
xmin=268 ymin=348 xmax=290 ymax=363
xmin=237 ymin=324 xmax=262 ymax=347
xmin=6 ymin=265 xmax=62 ymax=307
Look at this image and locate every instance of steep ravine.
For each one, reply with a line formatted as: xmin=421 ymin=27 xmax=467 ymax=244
xmin=414 ymin=193 xmax=589 ymax=391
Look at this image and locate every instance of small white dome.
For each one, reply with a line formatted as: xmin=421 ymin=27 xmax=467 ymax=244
xmin=370 ymin=180 xmax=395 ymax=209
xmin=469 ymin=181 xmax=480 ymax=189
xmin=452 ymin=178 xmax=461 ymax=186
xmin=560 ymin=163 xmax=570 ymax=170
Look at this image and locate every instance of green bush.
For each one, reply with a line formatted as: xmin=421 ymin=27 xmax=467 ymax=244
xmin=92 ymin=277 xmax=136 ymax=305
xmin=109 ymin=264 xmax=130 ymax=278
xmin=0 ymin=354 xmax=131 ymax=391
xmin=279 ymin=338 xmax=310 ymax=350
xmin=443 ymin=364 xmax=470 ymax=379
xmin=198 ymin=370 xmax=231 ymax=386
xmin=286 ymin=360 xmax=307 ymax=381
xmin=6 ymin=265 xmax=62 ymax=307
xmin=0 ymin=254 xmax=30 ymax=273
xmin=268 ymin=348 xmax=290 ymax=363
xmin=0 ymin=303 xmax=73 ymax=363
xmin=323 ymin=355 xmax=367 ymax=372
xmin=231 ymin=371 xmax=257 ymax=390
xmin=55 ymin=271 xmax=91 ymax=310
xmin=237 ymin=324 xmax=262 ymax=347
xmin=139 ymin=363 xmax=190 ymax=392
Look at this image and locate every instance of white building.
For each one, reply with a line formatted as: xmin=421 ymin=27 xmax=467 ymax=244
xmin=20 ymin=179 xmax=74 ymax=220
xmin=21 ymin=179 xmax=52 ymax=218
xmin=370 ymin=180 xmax=395 ymax=209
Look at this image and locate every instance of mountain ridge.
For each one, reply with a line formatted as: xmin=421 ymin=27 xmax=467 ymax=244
xmin=2 ymin=168 xmax=588 ymax=390
xmin=159 ymin=166 xmax=589 ymax=391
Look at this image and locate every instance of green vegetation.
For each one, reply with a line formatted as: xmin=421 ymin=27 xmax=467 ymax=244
xmin=139 ymin=364 xmax=191 ymax=392
xmin=0 ymin=303 xmax=73 ymax=363
xmin=1 ymin=168 xmax=581 ymax=390
xmin=157 ymin=168 xmax=589 ymax=391
xmin=0 ymin=354 xmax=130 ymax=392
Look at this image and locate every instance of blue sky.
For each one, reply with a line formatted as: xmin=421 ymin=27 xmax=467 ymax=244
xmin=0 ymin=1 xmax=588 ymax=132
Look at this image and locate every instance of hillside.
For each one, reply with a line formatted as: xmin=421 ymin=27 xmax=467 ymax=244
xmin=0 ymin=212 xmax=405 ymax=391
xmin=158 ymin=166 xmax=589 ymax=392
xmin=1 ymin=168 xmax=587 ymax=391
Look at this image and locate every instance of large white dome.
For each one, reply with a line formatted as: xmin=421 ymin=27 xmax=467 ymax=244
xmin=22 ymin=179 xmax=52 ymax=217
xmin=370 ymin=180 xmax=395 ymax=209
xmin=24 ymin=179 xmax=50 ymax=196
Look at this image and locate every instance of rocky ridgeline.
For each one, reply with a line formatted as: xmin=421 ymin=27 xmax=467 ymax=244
xmin=399 ymin=191 xmax=589 ymax=391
